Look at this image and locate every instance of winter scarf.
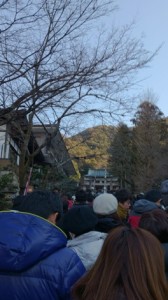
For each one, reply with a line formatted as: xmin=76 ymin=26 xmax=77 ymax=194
xmin=117 ymin=204 xmax=128 ymax=221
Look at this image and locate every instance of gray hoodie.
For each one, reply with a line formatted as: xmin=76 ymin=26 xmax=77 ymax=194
xmin=67 ymin=231 xmax=107 ymax=270
xmin=131 ymin=199 xmax=158 ymax=216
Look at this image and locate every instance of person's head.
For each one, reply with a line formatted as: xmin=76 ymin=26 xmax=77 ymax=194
xmin=115 ymin=189 xmax=131 ymax=211
xmin=52 ymin=186 xmax=60 ymax=194
xmin=12 ymin=195 xmax=25 ymax=210
xmin=160 ymin=179 xmax=168 ymax=194
xmin=62 ymin=206 xmax=98 ymax=236
xmin=145 ymin=189 xmax=162 ymax=206
xmin=132 ymin=199 xmax=158 ymax=215
xmin=75 ymin=189 xmax=87 ymax=203
xmin=139 ymin=209 xmax=168 ymax=243
xmin=15 ymin=190 xmax=63 ymax=224
xmin=86 ymin=190 xmax=94 ymax=203
xmin=136 ymin=192 xmax=145 ymax=200
xmin=72 ymin=227 xmax=168 ymax=300
xmin=60 ymin=193 xmax=69 ymax=213
xmin=93 ymin=193 xmax=118 ymax=216
xmin=27 ymin=185 xmax=34 ymax=193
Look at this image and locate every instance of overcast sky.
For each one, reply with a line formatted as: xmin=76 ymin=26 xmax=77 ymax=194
xmin=112 ymin=0 xmax=168 ymax=117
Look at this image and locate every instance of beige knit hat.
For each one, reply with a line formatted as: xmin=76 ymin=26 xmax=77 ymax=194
xmin=93 ymin=193 xmax=118 ymax=215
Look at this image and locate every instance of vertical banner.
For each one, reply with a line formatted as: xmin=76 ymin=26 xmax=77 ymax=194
xmin=24 ymin=167 xmax=33 ymax=195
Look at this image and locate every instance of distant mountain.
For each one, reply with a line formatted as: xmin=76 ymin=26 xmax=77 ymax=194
xmin=65 ymin=125 xmax=115 ymax=175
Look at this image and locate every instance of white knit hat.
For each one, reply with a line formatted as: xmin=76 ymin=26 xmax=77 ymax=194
xmin=93 ymin=193 xmax=118 ymax=215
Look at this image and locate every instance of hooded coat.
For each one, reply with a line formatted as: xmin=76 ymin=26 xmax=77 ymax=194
xmin=0 ymin=211 xmax=85 ymax=300
xmin=67 ymin=231 xmax=107 ymax=270
xmin=94 ymin=215 xmax=123 ymax=233
xmin=128 ymin=199 xmax=158 ymax=228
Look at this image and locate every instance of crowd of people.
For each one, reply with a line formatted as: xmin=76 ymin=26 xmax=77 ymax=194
xmin=0 ymin=180 xmax=168 ymax=299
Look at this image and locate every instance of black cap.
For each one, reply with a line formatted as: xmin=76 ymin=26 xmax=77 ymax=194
xmin=62 ymin=205 xmax=98 ymax=236
xmin=145 ymin=189 xmax=162 ymax=203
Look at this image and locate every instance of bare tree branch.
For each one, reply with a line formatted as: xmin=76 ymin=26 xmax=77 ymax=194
xmin=0 ymin=0 xmax=160 ymax=191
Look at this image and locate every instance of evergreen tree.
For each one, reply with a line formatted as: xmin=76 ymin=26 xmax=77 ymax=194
xmin=108 ymin=123 xmax=134 ymax=190
xmin=132 ymin=100 xmax=168 ymax=192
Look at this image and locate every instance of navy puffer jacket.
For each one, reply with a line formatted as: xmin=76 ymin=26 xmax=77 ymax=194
xmin=0 ymin=211 xmax=85 ymax=300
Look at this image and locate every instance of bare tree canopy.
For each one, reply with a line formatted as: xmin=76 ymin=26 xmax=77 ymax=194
xmin=0 ymin=0 xmax=158 ymax=127
xmin=0 ymin=0 xmax=160 ymax=192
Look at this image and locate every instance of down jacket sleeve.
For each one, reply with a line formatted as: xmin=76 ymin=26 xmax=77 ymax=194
xmin=39 ymin=247 xmax=86 ymax=300
xmin=61 ymin=249 xmax=86 ymax=299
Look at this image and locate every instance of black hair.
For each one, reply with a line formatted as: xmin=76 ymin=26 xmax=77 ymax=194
xmin=75 ymin=189 xmax=87 ymax=203
xmin=144 ymin=189 xmax=162 ymax=203
xmin=114 ymin=189 xmax=131 ymax=204
xmin=15 ymin=190 xmax=63 ymax=219
xmin=12 ymin=195 xmax=25 ymax=210
xmin=139 ymin=209 xmax=168 ymax=243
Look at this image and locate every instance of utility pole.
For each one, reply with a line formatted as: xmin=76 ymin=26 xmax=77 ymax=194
xmin=104 ymin=168 xmax=107 ymax=193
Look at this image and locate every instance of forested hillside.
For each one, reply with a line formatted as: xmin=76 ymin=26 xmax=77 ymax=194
xmin=65 ymin=125 xmax=115 ymax=175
